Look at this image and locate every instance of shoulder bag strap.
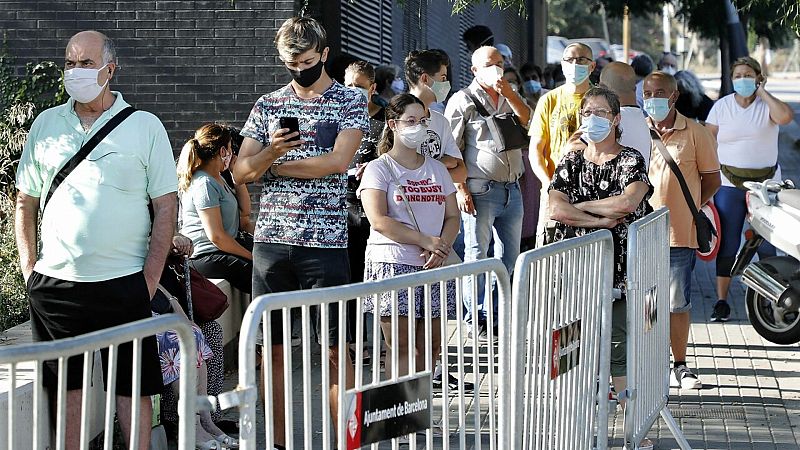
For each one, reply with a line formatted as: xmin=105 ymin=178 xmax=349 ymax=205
xmin=650 ymin=128 xmax=701 ymax=217
xmin=463 ymin=90 xmax=492 ymax=118
xmin=43 ymin=106 xmax=137 ymax=211
xmin=380 ymin=156 xmax=421 ymax=232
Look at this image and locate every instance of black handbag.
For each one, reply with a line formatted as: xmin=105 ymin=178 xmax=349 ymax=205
xmin=650 ymin=129 xmax=716 ymax=253
xmin=463 ymin=91 xmax=528 ymax=152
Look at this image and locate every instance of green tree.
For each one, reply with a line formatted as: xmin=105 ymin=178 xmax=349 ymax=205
xmin=0 ymin=42 xmax=65 ymax=331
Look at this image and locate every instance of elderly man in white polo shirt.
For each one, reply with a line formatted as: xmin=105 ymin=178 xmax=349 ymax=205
xmin=15 ymin=30 xmax=176 ymax=449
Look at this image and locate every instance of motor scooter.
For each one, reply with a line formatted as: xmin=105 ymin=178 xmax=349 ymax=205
xmin=732 ymin=179 xmax=800 ymax=344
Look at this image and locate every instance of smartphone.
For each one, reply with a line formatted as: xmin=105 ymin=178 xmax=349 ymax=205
xmin=279 ymin=117 xmax=301 ymax=143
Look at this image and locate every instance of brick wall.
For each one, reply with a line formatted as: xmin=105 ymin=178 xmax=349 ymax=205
xmin=0 ymin=0 xmax=298 ymax=150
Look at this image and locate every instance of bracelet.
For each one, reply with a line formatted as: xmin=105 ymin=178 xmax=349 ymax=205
xmin=265 ymin=162 xmax=281 ymax=181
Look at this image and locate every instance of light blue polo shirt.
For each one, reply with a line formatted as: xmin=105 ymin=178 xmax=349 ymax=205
xmin=15 ymin=93 xmax=178 ymax=282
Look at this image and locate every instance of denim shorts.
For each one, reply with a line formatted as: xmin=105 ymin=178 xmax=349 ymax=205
xmin=252 ymin=243 xmax=352 ymax=345
xmin=669 ymin=247 xmax=696 ymax=313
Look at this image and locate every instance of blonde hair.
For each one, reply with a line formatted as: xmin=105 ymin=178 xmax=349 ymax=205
xmin=731 ymin=56 xmax=762 ymax=77
xmin=275 ymin=16 xmax=327 ymax=60
xmin=177 ymin=123 xmax=231 ymax=192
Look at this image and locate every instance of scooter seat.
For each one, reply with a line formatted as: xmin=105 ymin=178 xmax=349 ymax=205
xmin=777 ymin=190 xmax=800 ymax=210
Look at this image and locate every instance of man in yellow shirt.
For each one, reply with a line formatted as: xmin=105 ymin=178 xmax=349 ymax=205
xmin=528 ymin=42 xmax=595 ymax=245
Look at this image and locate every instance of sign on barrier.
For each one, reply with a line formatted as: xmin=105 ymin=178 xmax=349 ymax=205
xmin=0 ymin=314 xmax=198 ymax=450
xmin=345 ymin=373 xmax=431 ymax=449
xmin=508 ymin=230 xmax=615 ymax=450
xmin=624 ymin=208 xmax=691 ymax=450
xmin=229 ymin=259 xmax=512 ymax=450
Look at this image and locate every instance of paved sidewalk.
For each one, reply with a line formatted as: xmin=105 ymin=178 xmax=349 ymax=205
xmin=609 ymin=259 xmax=800 ymax=449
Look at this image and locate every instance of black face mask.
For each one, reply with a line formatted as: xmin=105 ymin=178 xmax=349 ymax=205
xmin=287 ymin=58 xmax=324 ymax=88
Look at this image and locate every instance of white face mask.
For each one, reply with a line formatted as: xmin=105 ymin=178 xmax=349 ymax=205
xmin=431 ymin=80 xmax=451 ymax=103
xmin=661 ymin=66 xmax=677 ymax=76
xmin=395 ymin=123 xmax=429 ymax=149
xmin=64 ymin=64 xmax=109 ymax=103
xmin=476 ymin=65 xmax=503 ymax=86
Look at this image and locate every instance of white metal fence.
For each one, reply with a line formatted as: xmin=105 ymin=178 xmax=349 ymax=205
xmin=624 ymin=208 xmax=691 ymax=449
xmin=508 ymin=230 xmax=615 ymax=450
xmin=227 ymin=258 xmax=512 ymax=450
xmin=0 ymin=314 xmax=197 ymax=450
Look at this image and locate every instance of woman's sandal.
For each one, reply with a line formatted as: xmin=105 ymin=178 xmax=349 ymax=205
xmin=215 ymin=434 xmax=239 ymax=448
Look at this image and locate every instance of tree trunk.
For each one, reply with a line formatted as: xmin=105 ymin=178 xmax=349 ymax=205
xmin=719 ymin=27 xmax=732 ymax=97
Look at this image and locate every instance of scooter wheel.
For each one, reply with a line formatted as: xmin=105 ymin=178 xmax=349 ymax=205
xmin=745 ymin=287 xmax=800 ymax=345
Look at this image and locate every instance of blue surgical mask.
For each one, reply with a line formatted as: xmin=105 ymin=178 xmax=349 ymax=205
xmin=391 ymin=77 xmax=405 ymax=93
xmin=643 ymin=97 xmax=672 ymax=122
xmin=581 ymin=114 xmax=613 ymax=143
xmin=733 ymin=77 xmax=757 ymax=97
xmin=523 ymin=80 xmax=542 ymax=94
xmin=563 ymin=62 xmax=590 ymax=85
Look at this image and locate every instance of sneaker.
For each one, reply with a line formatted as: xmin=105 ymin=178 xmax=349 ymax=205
xmin=467 ymin=323 xmax=497 ymax=343
xmin=671 ymin=364 xmax=702 ymax=389
xmin=432 ymin=372 xmax=475 ymax=392
xmin=711 ymin=300 xmax=731 ymax=322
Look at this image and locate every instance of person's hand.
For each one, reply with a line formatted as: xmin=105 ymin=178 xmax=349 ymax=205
xmin=756 ymin=75 xmax=768 ymax=97
xmin=171 ymin=234 xmax=193 ymax=256
xmin=495 ymin=78 xmax=515 ymax=98
xmin=267 ymin=127 xmax=303 ymax=159
xmin=355 ymin=162 xmax=368 ymax=180
xmin=597 ymin=217 xmax=621 ymax=229
xmin=565 ymin=131 xmax=587 ymax=153
xmin=421 ymin=236 xmax=451 ymax=259
xmin=422 ymin=251 xmax=446 ymax=269
xmin=456 ymin=187 xmax=475 ymax=215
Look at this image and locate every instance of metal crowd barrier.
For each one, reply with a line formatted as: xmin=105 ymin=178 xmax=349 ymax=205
xmin=508 ymin=230 xmax=615 ymax=450
xmin=623 ymin=208 xmax=691 ymax=449
xmin=227 ymin=258 xmax=512 ymax=450
xmin=0 ymin=315 xmax=198 ymax=450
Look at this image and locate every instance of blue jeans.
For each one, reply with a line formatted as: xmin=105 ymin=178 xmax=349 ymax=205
xmin=669 ymin=247 xmax=696 ymax=313
xmin=462 ymin=179 xmax=523 ymax=325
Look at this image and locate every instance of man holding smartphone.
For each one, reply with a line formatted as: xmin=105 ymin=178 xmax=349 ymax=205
xmin=233 ymin=16 xmax=369 ymax=450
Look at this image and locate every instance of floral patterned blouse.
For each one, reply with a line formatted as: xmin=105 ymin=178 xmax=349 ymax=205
xmin=548 ymin=147 xmax=653 ymax=294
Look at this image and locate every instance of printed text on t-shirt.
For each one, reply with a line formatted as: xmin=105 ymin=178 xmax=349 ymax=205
xmin=396 ymin=178 xmax=447 ymax=204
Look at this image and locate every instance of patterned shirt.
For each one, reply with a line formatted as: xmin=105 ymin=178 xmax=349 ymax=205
xmin=241 ymin=81 xmax=370 ymax=248
xmin=549 ymin=147 xmax=653 ymax=292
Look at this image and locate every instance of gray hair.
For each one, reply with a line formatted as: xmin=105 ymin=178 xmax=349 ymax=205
xmin=674 ymin=70 xmax=704 ymax=108
xmin=102 ymin=35 xmax=116 ymax=64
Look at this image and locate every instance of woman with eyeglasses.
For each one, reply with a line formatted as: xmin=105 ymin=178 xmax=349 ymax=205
xmin=357 ymin=94 xmax=460 ymax=380
xmin=548 ymin=87 xmax=653 ymax=445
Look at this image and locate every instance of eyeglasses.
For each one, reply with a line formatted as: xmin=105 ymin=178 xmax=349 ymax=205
xmin=393 ymin=118 xmax=430 ymax=127
xmin=580 ymin=108 xmax=613 ymax=118
xmin=562 ymin=57 xmax=592 ymax=65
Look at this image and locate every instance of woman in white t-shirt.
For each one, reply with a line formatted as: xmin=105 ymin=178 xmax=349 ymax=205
xmin=705 ymin=56 xmax=795 ymax=322
xmin=357 ymin=94 xmax=461 ymax=380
